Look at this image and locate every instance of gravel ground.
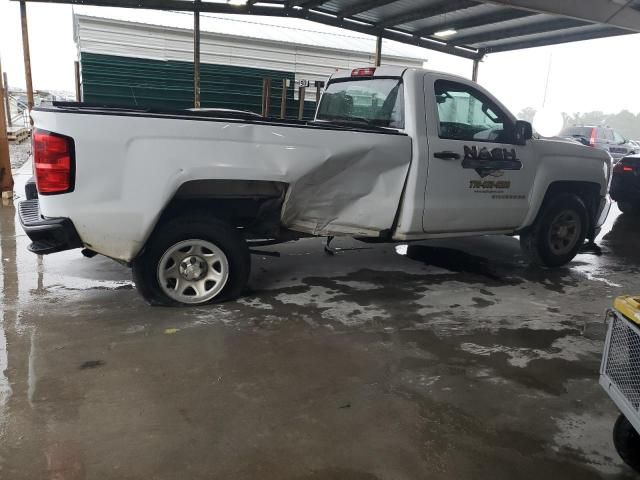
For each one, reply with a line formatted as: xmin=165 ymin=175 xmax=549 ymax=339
xmin=9 ymin=140 xmax=31 ymax=170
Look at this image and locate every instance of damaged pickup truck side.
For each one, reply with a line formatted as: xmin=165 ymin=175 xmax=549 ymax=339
xmin=20 ymin=67 xmax=611 ymax=306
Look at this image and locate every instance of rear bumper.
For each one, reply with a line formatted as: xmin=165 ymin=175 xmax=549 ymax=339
xmin=18 ymin=199 xmax=82 ymax=254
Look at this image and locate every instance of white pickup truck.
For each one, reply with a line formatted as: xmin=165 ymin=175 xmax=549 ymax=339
xmin=19 ymin=66 xmax=611 ymax=306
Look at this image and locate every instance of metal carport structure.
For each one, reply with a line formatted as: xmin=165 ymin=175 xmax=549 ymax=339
xmin=14 ymin=0 xmax=640 ymax=62
xmin=3 ymin=0 xmax=640 ymax=193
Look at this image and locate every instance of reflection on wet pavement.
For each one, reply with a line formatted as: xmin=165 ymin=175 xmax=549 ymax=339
xmin=1 ymin=175 xmax=640 ymax=479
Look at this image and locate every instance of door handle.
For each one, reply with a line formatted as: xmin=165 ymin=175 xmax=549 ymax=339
xmin=433 ymin=151 xmax=461 ymax=160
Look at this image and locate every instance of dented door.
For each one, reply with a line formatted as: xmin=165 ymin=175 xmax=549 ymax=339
xmin=281 ymin=132 xmax=412 ymax=237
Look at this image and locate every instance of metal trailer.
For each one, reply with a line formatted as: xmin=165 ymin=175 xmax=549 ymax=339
xmin=600 ymin=296 xmax=640 ymax=472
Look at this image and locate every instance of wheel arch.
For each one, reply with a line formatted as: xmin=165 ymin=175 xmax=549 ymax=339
xmin=522 ymin=180 xmax=601 ymax=239
xmin=139 ymin=179 xmax=289 ymax=258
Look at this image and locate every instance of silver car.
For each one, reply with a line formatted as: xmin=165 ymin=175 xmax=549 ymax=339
xmin=560 ymin=125 xmax=637 ymax=161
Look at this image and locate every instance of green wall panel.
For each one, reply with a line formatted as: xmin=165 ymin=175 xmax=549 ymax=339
xmin=80 ymin=52 xmax=317 ymax=119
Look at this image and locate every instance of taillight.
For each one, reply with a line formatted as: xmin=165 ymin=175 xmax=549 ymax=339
xmin=351 ymin=67 xmax=376 ymax=77
xmin=33 ymin=129 xmax=75 ymax=195
xmin=613 ymin=162 xmax=634 ymax=173
xmin=589 ymin=128 xmax=596 ymax=147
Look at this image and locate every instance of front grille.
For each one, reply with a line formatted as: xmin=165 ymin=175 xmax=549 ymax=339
xmin=603 ymin=313 xmax=640 ymax=410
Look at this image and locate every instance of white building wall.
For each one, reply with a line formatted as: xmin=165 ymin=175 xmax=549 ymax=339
xmin=75 ymin=15 xmax=427 ymax=101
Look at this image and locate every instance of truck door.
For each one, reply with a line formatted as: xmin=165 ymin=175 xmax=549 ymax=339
xmin=422 ymin=78 xmax=537 ymax=233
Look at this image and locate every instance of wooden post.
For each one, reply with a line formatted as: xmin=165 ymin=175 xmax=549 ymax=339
xmin=261 ymin=77 xmax=271 ymax=117
xmin=3 ymin=72 xmax=11 ymax=128
xmin=280 ymin=79 xmax=287 ymax=119
xmin=20 ymin=1 xmax=34 ymax=110
xmin=374 ymin=35 xmax=382 ymax=67
xmin=315 ymin=81 xmax=323 ymax=105
xmin=74 ymin=61 xmax=81 ymax=102
xmin=0 ymin=58 xmax=14 ymax=195
xmin=193 ymin=0 xmax=201 ymax=109
xmin=298 ymin=85 xmax=306 ymax=120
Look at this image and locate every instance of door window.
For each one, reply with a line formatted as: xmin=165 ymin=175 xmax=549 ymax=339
xmin=613 ymin=131 xmax=626 ymax=144
xmin=603 ymin=129 xmax=615 ymax=142
xmin=434 ymin=80 xmax=512 ymax=143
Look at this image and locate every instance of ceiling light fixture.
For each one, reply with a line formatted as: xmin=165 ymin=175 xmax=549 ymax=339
xmin=434 ymin=29 xmax=457 ymax=38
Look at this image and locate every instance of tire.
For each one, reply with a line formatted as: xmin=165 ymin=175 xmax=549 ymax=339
xmin=520 ymin=193 xmax=588 ymax=267
xmin=618 ymin=202 xmax=640 ymax=215
xmin=132 ymin=215 xmax=250 ymax=306
xmin=613 ymin=414 xmax=640 ymax=473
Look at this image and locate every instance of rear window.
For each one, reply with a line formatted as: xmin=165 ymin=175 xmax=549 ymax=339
xmin=560 ymin=127 xmax=593 ymax=138
xmin=316 ymin=78 xmax=404 ymax=129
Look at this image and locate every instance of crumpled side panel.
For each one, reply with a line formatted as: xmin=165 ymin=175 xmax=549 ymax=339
xmin=282 ymin=135 xmax=413 ymax=237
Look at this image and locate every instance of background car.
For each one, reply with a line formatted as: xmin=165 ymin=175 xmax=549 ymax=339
xmin=629 ymin=139 xmax=640 ymax=150
xmin=560 ymin=125 xmax=637 ymax=161
xmin=610 ymin=154 xmax=640 ymax=213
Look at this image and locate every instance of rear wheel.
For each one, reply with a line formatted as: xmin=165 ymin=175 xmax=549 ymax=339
xmin=520 ymin=194 xmax=588 ymax=267
xmin=613 ymin=413 xmax=640 ymax=473
xmin=133 ymin=216 xmax=250 ymax=306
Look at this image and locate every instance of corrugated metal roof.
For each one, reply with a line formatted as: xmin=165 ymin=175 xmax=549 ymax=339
xmin=20 ymin=0 xmax=640 ymax=60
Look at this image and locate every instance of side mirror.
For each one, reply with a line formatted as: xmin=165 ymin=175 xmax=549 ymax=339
xmin=514 ymin=120 xmax=533 ymax=145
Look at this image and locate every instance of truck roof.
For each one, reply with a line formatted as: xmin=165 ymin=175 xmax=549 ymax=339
xmin=330 ymin=66 xmax=472 ymax=84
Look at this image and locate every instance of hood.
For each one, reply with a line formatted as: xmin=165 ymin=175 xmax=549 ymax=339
xmin=534 ymin=136 xmax=612 ymax=164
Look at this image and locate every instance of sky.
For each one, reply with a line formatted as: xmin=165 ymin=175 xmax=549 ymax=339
xmin=2 ymin=0 xmax=640 ymax=117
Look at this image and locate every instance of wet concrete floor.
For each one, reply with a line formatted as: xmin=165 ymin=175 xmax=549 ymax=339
xmin=1 ymin=168 xmax=640 ymax=479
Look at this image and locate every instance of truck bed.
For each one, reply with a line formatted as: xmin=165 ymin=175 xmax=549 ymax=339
xmin=31 ymin=103 xmax=413 ymax=261
xmin=43 ymin=102 xmax=400 ymax=135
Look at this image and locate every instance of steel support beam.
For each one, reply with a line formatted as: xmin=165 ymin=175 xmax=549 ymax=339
xmin=374 ymin=35 xmax=382 ymax=66
xmin=193 ymin=0 xmax=201 ymax=108
xmin=298 ymin=85 xmax=305 ymax=120
xmin=20 ymin=1 xmax=34 ymax=110
xmin=472 ymin=57 xmax=480 ymax=82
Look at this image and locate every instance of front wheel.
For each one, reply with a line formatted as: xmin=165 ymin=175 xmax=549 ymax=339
xmin=520 ymin=194 xmax=588 ymax=267
xmin=613 ymin=413 xmax=640 ymax=473
xmin=133 ymin=216 xmax=250 ymax=306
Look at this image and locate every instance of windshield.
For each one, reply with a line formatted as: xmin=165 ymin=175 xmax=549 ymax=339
xmin=560 ymin=127 xmax=593 ymax=138
xmin=316 ymin=78 xmax=404 ymax=129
